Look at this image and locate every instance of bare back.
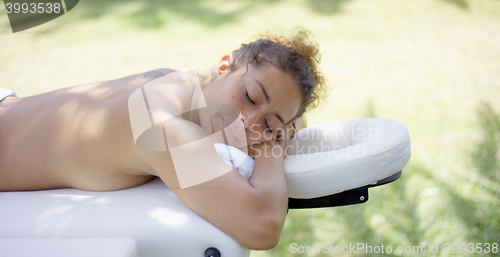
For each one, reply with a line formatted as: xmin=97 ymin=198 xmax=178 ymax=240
xmin=0 ymin=69 xmax=177 ymax=191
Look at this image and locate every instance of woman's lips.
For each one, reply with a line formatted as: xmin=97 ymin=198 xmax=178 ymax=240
xmin=222 ymin=117 xmax=240 ymax=141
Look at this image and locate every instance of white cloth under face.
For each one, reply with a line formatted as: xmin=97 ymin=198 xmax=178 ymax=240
xmin=213 ymin=143 xmax=255 ymax=180
xmin=0 ymin=87 xmax=19 ymax=102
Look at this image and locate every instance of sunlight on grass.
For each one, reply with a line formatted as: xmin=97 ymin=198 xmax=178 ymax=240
xmin=1 ymin=0 xmax=499 ymax=256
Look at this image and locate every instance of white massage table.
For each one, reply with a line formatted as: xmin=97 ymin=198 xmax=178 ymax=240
xmin=0 ymin=118 xmax=411 ymax=257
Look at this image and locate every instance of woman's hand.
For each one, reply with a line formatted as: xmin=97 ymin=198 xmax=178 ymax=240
xmin=248 ymin=122 xmax=297 ymax=160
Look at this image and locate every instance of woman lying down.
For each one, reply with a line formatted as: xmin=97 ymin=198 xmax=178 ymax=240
xmin=0 ymin=28 xmax=326 ymax=250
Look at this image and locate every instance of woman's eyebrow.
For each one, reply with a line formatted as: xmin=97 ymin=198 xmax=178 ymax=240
xmin=252 ymin=77 xmax=284 ymax=125
xmin=275 ymin=114 xmax=284 ymax=125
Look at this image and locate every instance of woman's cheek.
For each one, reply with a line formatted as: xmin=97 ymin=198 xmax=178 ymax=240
xmin=247 ymin=130 xmax=276 ymax=145
xmin=247 ymin=131 xmax=258 ymax=143
xmin=247 ymin=130 xmax=263 ymax=144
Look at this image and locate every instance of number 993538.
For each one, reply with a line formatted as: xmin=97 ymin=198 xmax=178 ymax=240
xmin=443 ymin=243 xmax=498 ymax=254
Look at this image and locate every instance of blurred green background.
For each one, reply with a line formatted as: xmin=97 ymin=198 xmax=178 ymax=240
xmin=1 ymin=0 xmax=499 ymax=256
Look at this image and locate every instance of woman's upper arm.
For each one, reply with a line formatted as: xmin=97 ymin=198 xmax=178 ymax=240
xmin=144 ymin=148 xmax=276 ymax=249
xmin=123 ymin=71 xmax=289 ymax=249
xmin=141 ymin=125 xmax=287 ymax=249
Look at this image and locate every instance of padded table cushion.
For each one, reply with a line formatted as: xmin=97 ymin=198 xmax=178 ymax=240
xmin=0 ymin=238 xmax=139 ymax=257
xmin=0 ymin=179 xmax=250 ymax=257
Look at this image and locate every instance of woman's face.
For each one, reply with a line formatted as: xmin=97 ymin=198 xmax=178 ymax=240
xmin=201 ymin=62 xmax=302 ymax=150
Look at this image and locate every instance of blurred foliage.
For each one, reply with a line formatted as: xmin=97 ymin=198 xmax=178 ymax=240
xmin=1 ymin=0 xmax=499 ymax=256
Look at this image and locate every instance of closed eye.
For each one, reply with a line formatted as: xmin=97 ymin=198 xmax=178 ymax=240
xmin=245 ymin=89 xmax=256 ymax=105
xmin=264 ymin=118 xmax=273 ymax=133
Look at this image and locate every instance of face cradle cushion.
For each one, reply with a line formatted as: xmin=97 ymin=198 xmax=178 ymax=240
xmin=0 ymin=118 xmax=410 ymax=257
xmin=286 ymin=118 xmax=411 ymax=199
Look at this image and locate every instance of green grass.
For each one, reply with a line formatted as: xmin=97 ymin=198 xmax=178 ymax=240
xmin=1 ymin=0 xmax=499 ymax=256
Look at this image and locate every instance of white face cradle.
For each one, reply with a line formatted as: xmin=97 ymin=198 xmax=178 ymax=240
xmin=284 ymin=118 xmax=411 ymax=199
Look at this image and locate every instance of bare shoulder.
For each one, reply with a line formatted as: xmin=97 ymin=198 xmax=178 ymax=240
xmin=143 ymin=69 xmax=175 ymax=78
xmin=60 ymin=68 xmax=179 ymax=95
xmin=97 ymin=68 xmax=178 ymax=87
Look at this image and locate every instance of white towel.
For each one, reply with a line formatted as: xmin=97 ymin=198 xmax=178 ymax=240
xmin=0 ymin=87 xmax=19 ymax=102
xmin=213 ymin=143 xmax=255 ymax=180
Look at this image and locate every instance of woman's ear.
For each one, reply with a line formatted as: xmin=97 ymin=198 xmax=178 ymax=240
xmin=210 ymin=54 xmax=233 ymax=81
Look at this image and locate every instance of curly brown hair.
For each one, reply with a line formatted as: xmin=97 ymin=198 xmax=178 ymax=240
xmin=228 ymin=27 xmax=327 ymax=123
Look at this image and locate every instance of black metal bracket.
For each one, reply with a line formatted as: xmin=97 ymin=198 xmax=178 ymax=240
xmin=288 ymin=188 xmax=368 ymax=209
xmin=287 ymin=171 xmax=402 ymax=210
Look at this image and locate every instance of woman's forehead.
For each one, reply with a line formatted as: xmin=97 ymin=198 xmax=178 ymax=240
xmin=240 ymin=63 xmax=299 ymax=88
xmin=242 ymin=64 xmax=302 ymax=123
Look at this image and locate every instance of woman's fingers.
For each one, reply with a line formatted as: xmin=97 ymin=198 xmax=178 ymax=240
xmin=248 ymin=120 xmax=302 ymax=159
xmin=275 ymin=123 xmax=296 ymax=142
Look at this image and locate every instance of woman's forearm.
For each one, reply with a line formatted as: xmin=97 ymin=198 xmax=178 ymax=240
xmin=247 ymin=142 xmax=289 ymax=246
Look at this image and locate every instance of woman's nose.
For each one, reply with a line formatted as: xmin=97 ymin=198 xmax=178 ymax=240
xmin=241 ymin=112 xmax=259 ymax=130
